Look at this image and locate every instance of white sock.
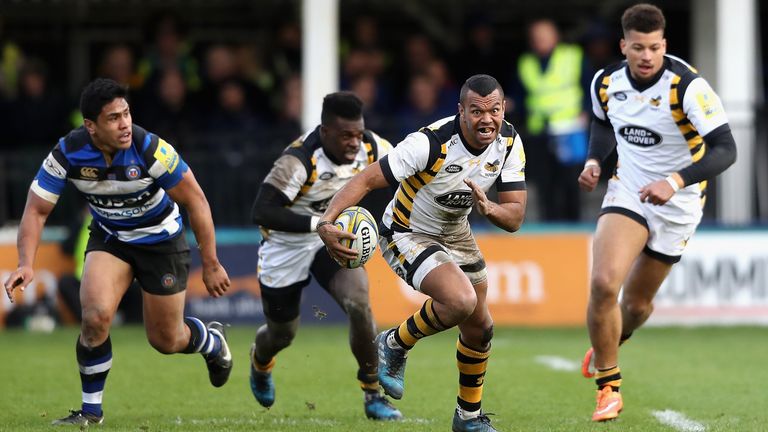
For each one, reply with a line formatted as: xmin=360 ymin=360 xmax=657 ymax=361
xmin=457 ymin=405 xmax=481 ymax=420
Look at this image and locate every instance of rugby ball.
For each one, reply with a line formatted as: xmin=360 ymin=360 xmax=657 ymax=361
xmin=334 ymin=206 xmax=379 ymax=268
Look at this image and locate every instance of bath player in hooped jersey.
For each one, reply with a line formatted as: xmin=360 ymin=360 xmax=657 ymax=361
xmin=318 ymin=74 xmax=527 ymax=432
xmin=3 ymin=78 xmax=232 ymax=426
xmin=577 ymin=4 xmax=737 ymax=422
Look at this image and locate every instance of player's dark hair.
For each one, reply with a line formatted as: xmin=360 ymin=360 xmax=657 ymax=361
xmin=622 ymin=3 xmax=666 ymax=35
xmin=459 ymin=74 xmax=504 ymax=104
xmin=80 ymin=78 xmax=129 ymax=121
xmin=321 ymin=91 xmax=363 ymax=126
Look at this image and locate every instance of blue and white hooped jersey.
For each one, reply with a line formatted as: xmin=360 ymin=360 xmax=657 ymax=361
xmin=32 ymin=125 xmax=189 ymax=244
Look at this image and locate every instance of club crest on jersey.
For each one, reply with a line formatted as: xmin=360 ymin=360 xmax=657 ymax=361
xmin=614 ymin=92 xmax=627 ymax=101
xmin=125 ymin=165 xmax=141 ymax=179
xmin=434 ymin=191 xmax=474 ymax=209
xmin=619 ymin=125 xmax=662 ymax=146
xmin=649 ymin=95 xmax=662 ymax=107
xmin=483 ymin=159 xmax=501 ymax=176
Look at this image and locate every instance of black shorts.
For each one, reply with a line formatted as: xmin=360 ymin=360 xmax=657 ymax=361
xmin=258 ymin=246 xmax=341 ymax=323
xmin=85 ymin=222 xmax=191 ymax=295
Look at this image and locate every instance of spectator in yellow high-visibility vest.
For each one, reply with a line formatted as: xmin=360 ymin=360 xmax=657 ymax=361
xmin=515 ymin=18 xmax=592 ymax=221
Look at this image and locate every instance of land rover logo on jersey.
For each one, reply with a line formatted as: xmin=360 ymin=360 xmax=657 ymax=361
xmin=615 ymin=92 xmax=627 ymax=101
xmin=620 ymin=126 xmax=662 ymax=146
xmin=445 ymin=164 xmax=463 ymax=173
xmin=435 ymin=191 xmax=474 ymax=209
xmin=125 ymin=165 xmax=141 ymax=179
xmin=318 ymin=172 xmax=334 ymax=180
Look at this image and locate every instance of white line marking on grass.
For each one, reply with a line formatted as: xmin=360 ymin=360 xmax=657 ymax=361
xmin=651 ymin=409 xmax=706 ymax=432
xmin=534 ymin=355 xmax=580 ymax=371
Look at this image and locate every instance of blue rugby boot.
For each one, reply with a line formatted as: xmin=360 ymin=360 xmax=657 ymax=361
xmin=364 ymin=392 xmax=403 ymax=420
xmin=249 ymin=344 xmax=275 ymax=408
xmin=452 ymin=409 xmax=498 ymax=432
xmin=376 ymin=329 xmax=407 ymax=399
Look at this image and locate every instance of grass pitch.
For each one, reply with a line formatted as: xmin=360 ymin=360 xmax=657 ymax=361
xmin=0 ymin=325 xmax=765 ymax=431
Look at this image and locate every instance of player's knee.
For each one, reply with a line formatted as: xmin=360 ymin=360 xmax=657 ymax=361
xmin=269 ymin=327 xmax=297 ymax=351
xmin=81 ymin=306 xmax=112 ymax=339
xmin=481 ymin=324 xmax=494 ymax=347
xmin=342 ymin=296 xmax=372 ymax=324
xmin=147 ymin=328 xmax=181 ymax=354
xmin=623 ymin=300 xmax=652 ymax=321
xmin=590 ymin=272 xmax=621 ymax=302
xmin=446 ymin=288 xmax=477 ymax=321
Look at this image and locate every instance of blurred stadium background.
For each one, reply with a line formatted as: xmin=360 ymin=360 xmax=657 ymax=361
xmin=0 ymin=0 xmax=766 ymax=430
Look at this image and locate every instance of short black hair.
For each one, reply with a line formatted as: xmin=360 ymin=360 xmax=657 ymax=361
xmin=321 ymin=91 xmax=363 ymax=126
xmin=459 ymin=74 xmax=504 ymax=104
xmin=80 ymin=78 xmax=129 ymax=121
xmin=622 ymin=3 xmax=666 ymax=35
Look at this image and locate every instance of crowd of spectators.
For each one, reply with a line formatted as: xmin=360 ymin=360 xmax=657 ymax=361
xmin=0 ymin=11 xmax=624 ymax=225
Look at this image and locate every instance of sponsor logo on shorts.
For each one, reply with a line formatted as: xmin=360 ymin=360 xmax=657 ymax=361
xmin=614 ymin=92 xmax=627 ymax=101
xmin=80 ymin=167 xmax=99 ymax=179
xmin=395 ymin=267 xmax=406 ymax=279
xmin=125 ymin=165 xmax=141 ymax=179
xmin=434 ymin=191 xmax=474 ymax=209
xmin=161 ymin=273 xmax=177 ymax=289
xmin=445 ymin=164 xmax=463 ymax=173
xmin=619 ymin=125 xmax=662 ymax=147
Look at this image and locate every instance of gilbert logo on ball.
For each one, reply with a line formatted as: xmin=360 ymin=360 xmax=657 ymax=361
xmin=334 ymin=206 xmax=379 ymax=268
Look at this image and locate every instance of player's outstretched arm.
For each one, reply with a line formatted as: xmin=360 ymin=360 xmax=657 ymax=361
xmin=465 ymin=179 xmax=526 ymax=233
xmin=4 ymin=190 xmax=55 ymax=302
xmin=318 ymin=161 xmax=389 ymax=263
xmin=166 ymin=169 xmax=230 ymax=297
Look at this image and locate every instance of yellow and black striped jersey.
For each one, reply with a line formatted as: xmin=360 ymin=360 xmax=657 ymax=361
xmin=590 ymin=55 xmax=728 ymax=210
xmin=262 ymin=126 xmax=392 ymax=245
xmin=380 ymin=115 xmax=525 ymax=236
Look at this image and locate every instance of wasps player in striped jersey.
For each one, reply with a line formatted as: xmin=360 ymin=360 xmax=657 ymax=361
xmin=249 ymin=92 xmax=401 ymax=420
xmin=319 ymin=75 xmax=526 ymax=432
xmin=577 ymin=4 xmax=736 ymax=422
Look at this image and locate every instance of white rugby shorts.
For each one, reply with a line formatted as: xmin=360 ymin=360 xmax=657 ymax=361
xmin=379 ymin=227 xmax=487 ymax=290
xmin=257 ymin=236 xmax=324 ymax=288
xmin=600 ymin=178 xmax=701 ymax=262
